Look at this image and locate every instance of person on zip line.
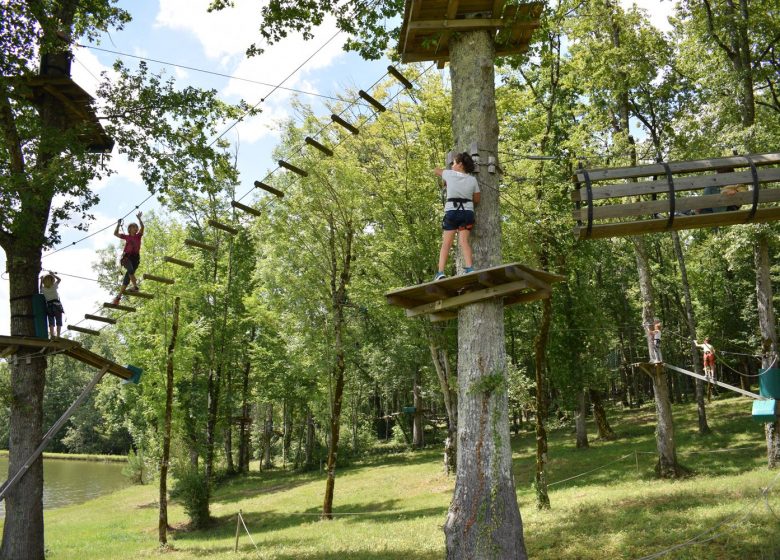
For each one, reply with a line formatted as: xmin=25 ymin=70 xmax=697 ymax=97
xmin=433 ymin=152 xmax=480 ymax=282
xmin=111 ymin=211 xmax=144 ymax=305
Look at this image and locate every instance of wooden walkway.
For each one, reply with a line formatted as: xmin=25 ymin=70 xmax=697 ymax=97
xmin=634 ymin=361 xmax=763 ymax=400
xmin=385 ymin=263 xmax=565 ymax=322
xmin=0 ymin=335 xmax=135 ymax=381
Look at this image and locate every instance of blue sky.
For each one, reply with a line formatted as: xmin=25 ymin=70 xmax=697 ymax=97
xmin=0 ymin=0 xmax=674 ymax=333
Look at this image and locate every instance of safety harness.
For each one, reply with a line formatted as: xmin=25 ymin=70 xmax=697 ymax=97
xmin=447 ymin=197 xmax=471 ymax=211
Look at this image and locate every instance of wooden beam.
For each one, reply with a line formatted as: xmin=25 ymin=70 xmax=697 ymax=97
xmin=575 ymin=206 xmax=780 ymax=240
xmin=429 ymin=311 xmax=458 ymax=323
xmin=184 ymin=239 xmax=216 ymax=252
xmin=331 ymin=114 xmax=359 ymax=135
xmin=477 ymin=271 xmax=500 ymax=287
xmin=124 ymin=291 xmax=155 ymax=299
xmin=231 ymin=200 xmax=262 ymax=216
xmin=207 ymin=219 xmax=239 ymax=235
xmin=64 ymin=345 xmax=134 ymax=380
xmin=84 ymin=314 xmax=116 ymax=325
xmin=492 ymin=0 xmax=507 ymax=17
xmin=68 ymin=325 xmax=100 ymax=336
xmin=406 ymin=281 xmax=528 ymax=318
xmin=254 ymin=180 xmax=284 ymax=198
xmin=506 ymin=266 xmax=551 ymax=291
xmin=164 ymin=256 xmax=195 ymax=269
xmin=385 ymin=294 xmax=423 ymax=309
xmin=503 ymin=289 xmax=550 ymax=307
xmin=358 ymin=90 xmax=386 ymax=113
xmin=425 ymin=284 xmax=450 ymax=298
xmin=0 ymin=345 xmax=19 ymax=358
xmin=278 ymin=159 xmax=308 ymax=177
xmin=410 ymin=18 xmax=507 ymax=32
xmin=571 ymin=168 xmax=780 ymax=202
xmin=304 ymin=136 xmax=334 ymax=157
xmin=573 ymin=187 xmax=780 ymax=221
xmin=387 ymin=66 xmax=414 ymax=89
xmin=573 ymin=153 xmax=780 ymax=183
xmin=142 ymin=273 xmax=175 ymax=285
xmin=665 ymin=363 xmax=763 ymax=400
xmin=103 ymin=302 xmax=136 ymax=312
xmin=435 ymin=0 xmax=461 ymax=54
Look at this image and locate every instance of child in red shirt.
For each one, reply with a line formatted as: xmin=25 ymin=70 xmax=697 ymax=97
xmin=112 ymin=212 xmax=144 ymax=304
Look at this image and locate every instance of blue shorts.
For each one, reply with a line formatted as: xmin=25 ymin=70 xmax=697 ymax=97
xmin=442 ymin=210 xmax=475 ymax=231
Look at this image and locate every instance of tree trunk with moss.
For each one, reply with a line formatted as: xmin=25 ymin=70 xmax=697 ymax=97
xmin=442 ymin=29 xmax=527 ymax=559
xmin=590 ymin=388 xmax=615 ymax=440
xmin=575 ymin=389 xmax=589 ymax=449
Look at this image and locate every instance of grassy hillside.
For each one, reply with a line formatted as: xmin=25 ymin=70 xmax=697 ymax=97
xmin=37 ymin=396 xmax=780 ymax=559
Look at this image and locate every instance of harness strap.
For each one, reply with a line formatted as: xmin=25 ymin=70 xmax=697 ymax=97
xmin=446 ymin=197 xmax=471 ymax=211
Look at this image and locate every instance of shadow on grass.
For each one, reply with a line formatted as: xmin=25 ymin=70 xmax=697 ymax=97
xmin=179 ymin=498 xmax=447 ymax=542
xmin=180 ymin=542 xmax=442 ymax=560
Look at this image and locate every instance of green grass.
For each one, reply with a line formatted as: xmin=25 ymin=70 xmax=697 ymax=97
xmin=30 ymin=397 xmax=780 ymax=559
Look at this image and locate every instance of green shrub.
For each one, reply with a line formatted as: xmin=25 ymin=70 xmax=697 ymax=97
xmin=121 ymin=449 xmax=148 ymax=485
xmin=171 ymin=464 xmax=210 ymax=529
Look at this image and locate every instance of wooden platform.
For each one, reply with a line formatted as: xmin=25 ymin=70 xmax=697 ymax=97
xmin=572 ymin=153 xmax=780 ymax=240
xmin=12 ymin=75 xmax=114 ymax=153
xmin=0 ymin=335 xmax=134 ymax=381
xmin=385 ymin=263 xmax=564 ymax=322
xmin=398 ymin=0 xmax=543 ymax=65
xmin=634 ymin=361 xmax=763 ymax=400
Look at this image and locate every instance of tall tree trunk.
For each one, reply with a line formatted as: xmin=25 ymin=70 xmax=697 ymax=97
xmin=430 ymin=342 xmax=457 ymax=474
xmin=443 ymin=28 xmax=527 ymax=559
xmin=283 ymin=400 xmax=293 ymax=466
xmin=305 ymin=408 xmax=315 ymax=469
xmin=238 ymin=354 xmax=251 ymax=474
xmin=224 ymin=366 xmax=235 ymax=475
xmin=754 ymin=235 xmax=780 ymax=467
xmin=575 ymin=389 xmax=589 ymax=449
xmin=590 ymin=388 xmax=616 ymax=440
xmin=263 ymin=403 xmax=273 ymax=469
xmin=159 ymin=297 xmax=180 ymax=546
xmin=671 ymin=231 xmax=710 ymax=435
xmin=412 ymin=367 xmax=424 ymax=448
xmin=204 ymin=363 xmax=221 ymax=489
xmin=633 ymin=238 xmax=681 ymax=478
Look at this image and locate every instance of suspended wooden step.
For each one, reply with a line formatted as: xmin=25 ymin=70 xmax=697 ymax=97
xmin=331 ymin=114 xmax=359 ymax=135
xmin=68 ymin=325 xmax=100 ymax=336
xmin=164 ymin=256 xmax=194 ymax=268
xmin=207 ymin=219 xmax=239 ymax=235
xmin=397 ymin=0 xmax=543 ymax=64
xmin=231 ymin=200 xmax=262 ymax=217
xmin=387 ymin=66 xmax=413 ymax=89
xmin=572 ymin=152 xmax=780 ymax=240
xmin=278 ymin=160 xmax=308 ymax=177
xmin=0 ymin=335 xmax=137 ymax=381
xmin=385 ymin=263 xmax=564 ymax=322
xmin=103 ymin=302 xmax=136 ymax=312
xmin=254 ymin=180 xmax=284 ymax=198
xmin=358 ymin=90 xmax=386 ymax=112
xmin=123 ymin=291 xmax=154 ymax=299
xmin=84 ymin=314 xmax=116 ymax=325
xmin=142 ymin=273 xmax=175 ymax=285
xmin=13 ymin=76 xmax=114 ymax=153
xmin=184 ymin=239 xmax=216 ymax=252
xmin=304 ymin=136 xmax=334 ymax=157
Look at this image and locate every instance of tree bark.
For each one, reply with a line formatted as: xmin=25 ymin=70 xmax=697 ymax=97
xmin=412 ymin=367 xmax=424 ymax=448
xmin=633 ymin=238 xmax=681 ymax=478
xmin=671 ymin=231 xmax=710 ymax=435
xmin=159 ymin=297 xmax=180 ymax=546
xmin=262 ymin=403 xmax=273 ymax=469
xmin=430 ymin=342 xmax=457 ymax=474
xmin=575 ymin=389 xmax=589 ymax=449
xmin=754 ymin=235 xmax=780 ymax=467
xmin=238 ymin=354 xmax=252 ymax=474
xmin=305 ymin=408 xmax=315 ymax=469
xmin=534 ymin=297 xmax=552 ymax=509
xmin=443 ymin=29 xmax=527 ymax=559
xmin=590 ymin=388 xmax=616 ymax=440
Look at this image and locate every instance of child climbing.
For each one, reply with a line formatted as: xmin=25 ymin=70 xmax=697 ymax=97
xmin=647 ymin=319 xmax=663 ymax=363
xmin=40 ymin=271 xmax=64 ymax=338
xmin=112 ymin=212 xmax=144 ymax=305
xmin=433 ymin=152 xmax=480 ymax=281
xmin=695 ymin=337 xmax=716 ymax=381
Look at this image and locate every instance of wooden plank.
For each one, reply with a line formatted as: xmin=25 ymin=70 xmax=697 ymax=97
xmin=124 ymin=291 xmax=155 ymax=299
xmin=68 ymin=325 xmax=100 ymax=336
xmin=429 ymin=311 xmax=458 ymax=323
xmin=64 ymin=345 xmax=133 ymax=380
xmin=665 ymin=363 xmax=763 ymax=400
xmin=207 ymin=219 xmax=239 ymax=235
xmin=254 ymin=180 xmax=284 ymax=198
xmin=142 ymin=273 xmax=175 ymax=285
xmin=405 ymin=281 xmax=528 ymax=318
xmin=164 ymin=256 xmax=195 ymax=268
xmin=410 ymin=18 xmax=521 ymax=32
xmin=573 ymin=187 xmax=780 ymax=221
xmin=278 ymin=159 xmax=308 ymax=177
xmin=492 ymin=0 xmax=507 ymax=17
xmin=358 ymin=90 xmax=386 ymax=113
xmin=425 ymin=284 xmax=451 ymax=298
xmin=575 ymin=206 xmax=780 ymax=240
xmin=231 ymin=200 xmax=262 ymax=216
xmin=304 ymin=136 xmax=334 ymax=156
xmin=0 ymin=335 xmax=77 ymax=352
xmin=331 ymin=114 xmax=359 ymax=135
xmin=573 ymin=153 xmax=780 ymax=183
xmin=477 ymin=271 xmax=500 ymax=287
xmin=571 ymin=168 xmax=780 ymax=202
xmin=434 ymin=0 xmax=461 ymax=54
xmin=506 ymin=265 xmax=550 ymax=291
xmin=387 ymin=66 xmax=414 ymax=89
xmin=385 ymin=294 xmax=423 ymax=308
xmin=504 ymin=288 xmax=550 ymax=307
xmin=184 ymin=239 xmax=216 ymax=252
xmin=103 ymin=302 xmax=136 ymax=312
xmin=84 ymin=314 xmax=116 ymax=325
xmin=0 ymin=345 xmax=19 ymax=358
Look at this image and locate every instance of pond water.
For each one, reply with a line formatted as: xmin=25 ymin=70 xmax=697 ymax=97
xmin=0 ymin=457 xmax=128 ymax=516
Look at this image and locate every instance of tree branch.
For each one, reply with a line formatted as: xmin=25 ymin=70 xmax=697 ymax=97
xmin=701 ymin=0 xmax=736 ymax=60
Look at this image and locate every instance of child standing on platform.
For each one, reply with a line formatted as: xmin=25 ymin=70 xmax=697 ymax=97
xmin=40 ymin=272 xmax=64 ymax=338
xmin=112 ymin=211 xmax=144 ymax=305
xmin=433 ymin=152 xmax=480 ymax=281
